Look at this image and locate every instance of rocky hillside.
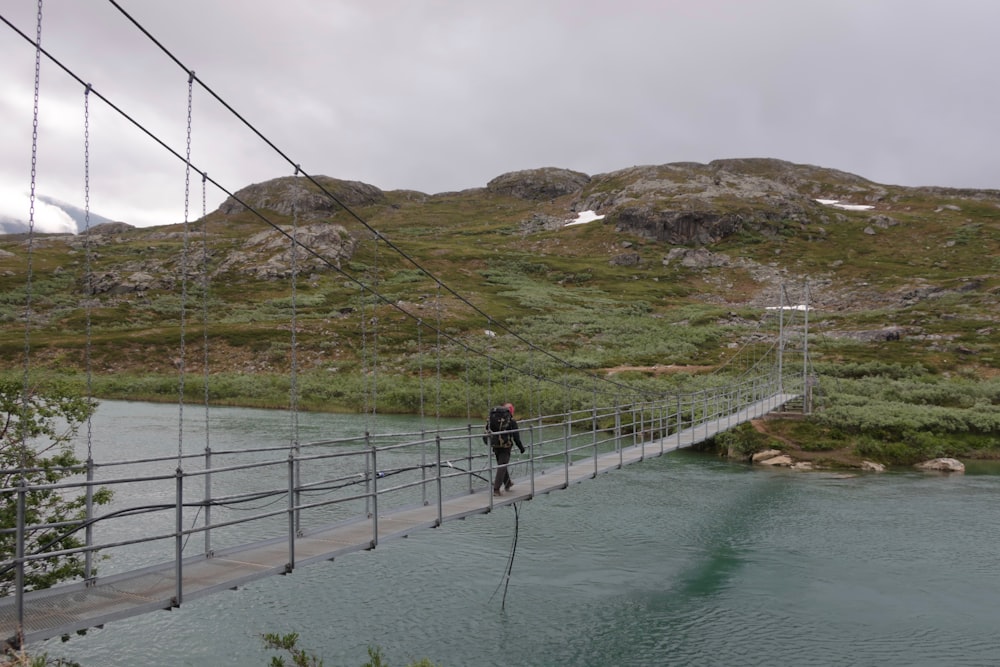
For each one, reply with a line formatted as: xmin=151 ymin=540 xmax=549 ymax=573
xmin=0 ymin=158 xmax=997 ymax=380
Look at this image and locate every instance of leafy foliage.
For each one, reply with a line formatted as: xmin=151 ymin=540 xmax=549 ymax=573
xmin=0 ymin=379 xmax=112 ymax=596
xmin=260 ymin=634 xmax=439 ymax=667
xmin=711 ymin=423 xmax=773 ymax=457
xmin=808 ymin=372 xmax=1000 ymax=463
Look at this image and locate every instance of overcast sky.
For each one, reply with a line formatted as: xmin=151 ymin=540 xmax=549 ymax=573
xmin=2 ymin=0 xmax=999 ymax=232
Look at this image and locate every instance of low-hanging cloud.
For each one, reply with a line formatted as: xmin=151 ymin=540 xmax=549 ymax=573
xmin=0 ymin=186 xmax=78 ymax=234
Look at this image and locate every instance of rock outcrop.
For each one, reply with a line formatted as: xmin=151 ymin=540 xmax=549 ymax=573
xmin=215 ymin=222 xmax=356 ymax=279
xmin=486 ymin=168 xmax=590 ymax=201
xmin=219 ymin=176 xmax=384 ymax=218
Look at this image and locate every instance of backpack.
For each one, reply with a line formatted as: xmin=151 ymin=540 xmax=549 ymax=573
xmin=486 ymin=405 xmax=513 ymax=448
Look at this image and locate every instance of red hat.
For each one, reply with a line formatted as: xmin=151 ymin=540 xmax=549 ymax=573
xmin=504 ymin=402 xmax=514 ymax=417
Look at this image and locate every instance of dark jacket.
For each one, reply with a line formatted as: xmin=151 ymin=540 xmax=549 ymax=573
xmin=482 ymin=417 xmax=525 ymax=453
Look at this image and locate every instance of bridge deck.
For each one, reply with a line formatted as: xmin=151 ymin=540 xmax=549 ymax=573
xmin=0 ymin=394 xmax=797 ymax=646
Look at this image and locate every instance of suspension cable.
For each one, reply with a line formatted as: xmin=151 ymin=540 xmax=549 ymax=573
xmin=435 ymin=281 xmax=443 ymax=427
xmin=200 ymin=170 xmax=213 ymax=555
xmin=19 ymin=0 xmax=44 ymax=476
xmin=417 ymin=319 xmax=425 ymax=430
xmin=370 ymin=233 xmax=380 ymax=418
xmin=176 ymin=70 xmax=194 ymax=468
xmin=289 ymin=175 xmax=300 ymax=442
xmin=82 ymin=81 xmax=97 ymax=580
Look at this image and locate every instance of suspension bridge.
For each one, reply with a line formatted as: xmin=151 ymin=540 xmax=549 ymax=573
xmin=0 ymin=376 xmax=804 ymax=648
xmin=0 ymin=3 xmax=813 ymax=650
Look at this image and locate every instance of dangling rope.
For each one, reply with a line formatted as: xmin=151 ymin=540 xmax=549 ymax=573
xmin=488 ymin=502 xmax=520 ymax=611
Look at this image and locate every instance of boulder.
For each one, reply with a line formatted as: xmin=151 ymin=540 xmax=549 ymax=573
xmin=757 ymin=454 xmax=794 ymax=466
xmin=751 ymin=449 xmax=783 ymax=463
xmin=914 ymin=458 xmax=965 ymax=473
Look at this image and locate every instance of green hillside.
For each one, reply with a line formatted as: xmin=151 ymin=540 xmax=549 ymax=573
xmin=1 ymin=158 xmax=998 ymax=465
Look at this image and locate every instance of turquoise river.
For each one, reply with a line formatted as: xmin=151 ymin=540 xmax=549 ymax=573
xmin=34 ymin=401 xmax=1000 ymax=666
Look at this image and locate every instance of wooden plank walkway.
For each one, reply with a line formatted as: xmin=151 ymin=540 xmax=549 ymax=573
xmin=0 ymin=393 xmax=796 ymax=647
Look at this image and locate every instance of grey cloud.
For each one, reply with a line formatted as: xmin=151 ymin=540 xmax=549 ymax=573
xmin=1 ymin=0 xmax=998 ymax=229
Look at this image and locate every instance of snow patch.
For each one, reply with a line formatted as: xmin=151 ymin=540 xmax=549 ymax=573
xmin=565 ymin=210 xmax=605 ymax=226
xmin=814 ymin=198 xmax=874 ymax=211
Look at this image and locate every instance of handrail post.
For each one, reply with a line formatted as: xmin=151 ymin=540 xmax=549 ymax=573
xmin=727 ymin=385 xmax=733 ymax=426
xmin=676 ymin=395 xmax=682 ymax=449
xmin=639 ymin=402 xmax=645 ymax=461
xmin=563 ymin=408 xmax=571 ymax=487
xmin=84 ymin=457 xmax=95 ymax=583
xmin=631 ymin=403 xmax=638 ymax=452
xmin=173 ymin=467 xmax=183 ymax=607
xmin=592 ymin=405 xmax=598 ymax=478
xmin=370 ymin=443 xmax=379 ymax=548
xmin=364 ymin=431 xmax=372 ymax=517
xmin=528 ymin=423 xmax=535 ymax=496
xmin=435 ymin=435 xmax=443 ymax=526
xmin=658 ymin=401 xmax=665 ymax=455
xmin=287 ymin=452 xmax=296 ymax=572
xmin=15 ymin=479 xmax=26 ymax=637
xmin=487 ymin=429 xmax=495 ymax=507
xmin=466 ymin=424 xmax=474 ymax=495
xmin=203 ymin=446 xmax=213 ymax=556
xmin=616 ymin=405 xmax=623 ymax=468
xmin=421 ymin=427 xmax=428 ymax=507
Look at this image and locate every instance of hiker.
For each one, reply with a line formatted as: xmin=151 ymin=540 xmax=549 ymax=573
xmin=482 ymin=402 xmax=525 ymax=496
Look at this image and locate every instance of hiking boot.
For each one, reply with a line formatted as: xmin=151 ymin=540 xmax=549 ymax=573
xmin=493 ymin=489 xmax=503 ymax=497
xmin=505 ymin=481 xmax=514 ymax=491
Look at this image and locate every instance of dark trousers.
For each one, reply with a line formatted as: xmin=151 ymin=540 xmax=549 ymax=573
xmin=492 ymin=446 xmax=512 ymax=491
